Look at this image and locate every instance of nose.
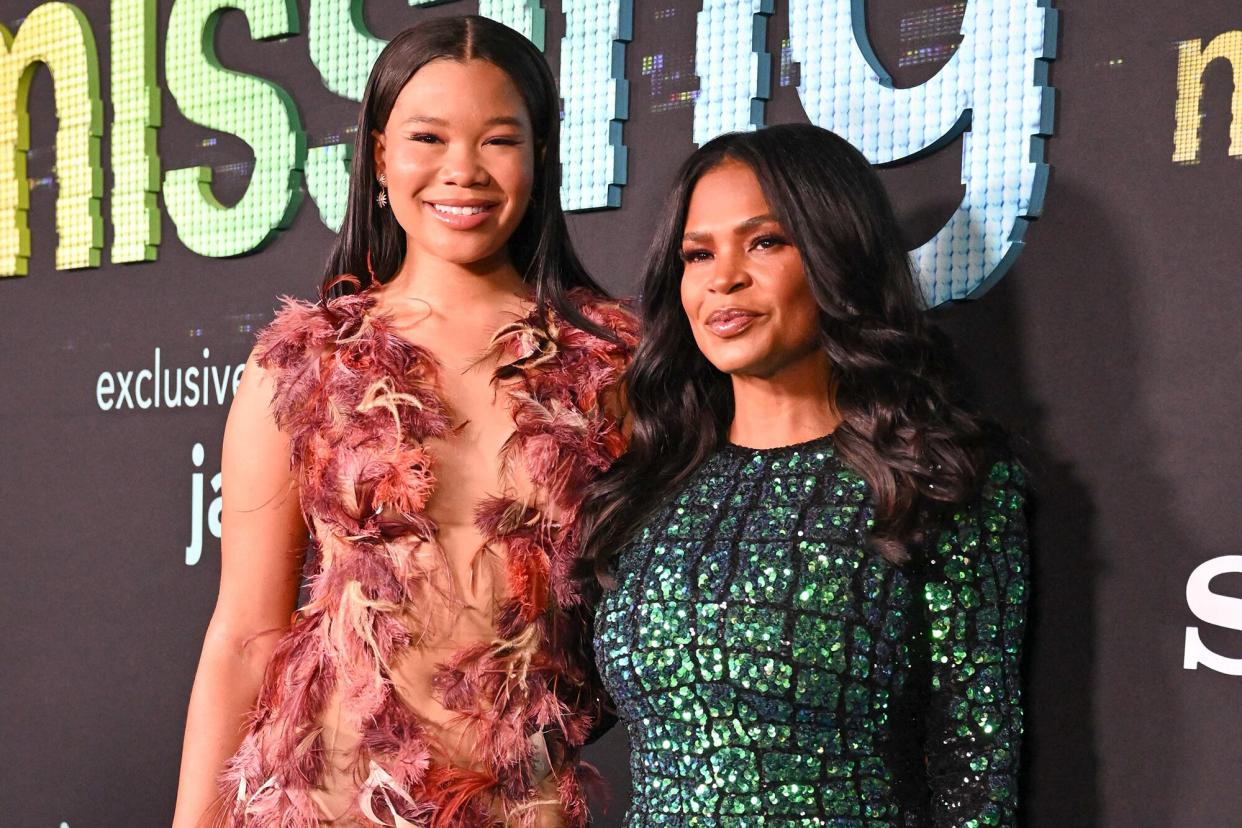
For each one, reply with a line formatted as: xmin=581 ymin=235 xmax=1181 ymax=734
xmin=705 ymin=245 xmax=751 ymax=294
xmin=439 ymin=142 xmax=489 ymax=188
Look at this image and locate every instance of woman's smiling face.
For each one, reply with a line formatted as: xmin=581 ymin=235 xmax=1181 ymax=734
xmin=372 ymin=58 xmax=536 ymax=271
xmin=679 ymin=159 xmax=823 ymax=380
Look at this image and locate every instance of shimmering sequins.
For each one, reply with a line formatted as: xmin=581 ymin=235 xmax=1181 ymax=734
xmin=595 ymin=437 xmax=1028 ymax=826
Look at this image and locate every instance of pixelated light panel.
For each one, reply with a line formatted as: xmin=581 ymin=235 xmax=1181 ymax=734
xmin=111 ymin=0 xmax=161 ymax=264
xmin=162 ymin=0 xmax=305 ymax=258
xmin=787 ymin=0 xmax=1058 ymax=304
xmin=1174 ymin=30 xmax=1242 ymax=166
xmin=0 ymin=2 xmax=103 ymax=276
xmin=559 ymin=0 xmax=632 ymax=211
xmin=3 ymin=0 xmax=1056 ymax=305
xmin=693 ymin=0 xmax=773 ymax=146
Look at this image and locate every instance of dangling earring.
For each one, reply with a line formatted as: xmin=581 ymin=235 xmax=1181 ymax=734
xmin=376 ymin=173 xmax=388 ymax=209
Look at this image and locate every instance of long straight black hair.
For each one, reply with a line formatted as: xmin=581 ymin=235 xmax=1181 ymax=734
xmin=579 ymin=123 xmax=998 ymax=583
xmin=320 ymin=15 xmax=610 ymax=337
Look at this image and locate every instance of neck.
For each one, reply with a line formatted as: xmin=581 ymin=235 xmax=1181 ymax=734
xmin=727 ymin=351 xmax=841 ymax=449
xmin=385 ymin=245 xmax=528 ymax=311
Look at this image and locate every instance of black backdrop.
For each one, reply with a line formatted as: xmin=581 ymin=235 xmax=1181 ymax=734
xmin=2 ymin=1 xmax=1241 ymax=826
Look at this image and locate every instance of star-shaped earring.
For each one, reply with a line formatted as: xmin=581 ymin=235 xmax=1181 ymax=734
xmin=376 ymin=173 xmax=388 ymax=209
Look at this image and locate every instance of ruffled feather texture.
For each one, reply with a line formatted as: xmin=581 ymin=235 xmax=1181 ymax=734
xmin=218 ymin=289 xmax=637 ymax=826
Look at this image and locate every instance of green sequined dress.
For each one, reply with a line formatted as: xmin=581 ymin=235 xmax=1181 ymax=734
xmin=594 ymin=435 xmax=1028 ymax=827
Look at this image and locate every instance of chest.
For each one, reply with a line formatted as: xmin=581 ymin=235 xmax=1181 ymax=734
xmin=421 ymin=354 xmax=538 ymax=528
xmin=302 ymin=324 xmax=558 ymax=525
xmin=595 ymin=453 xmax=920 ymax=723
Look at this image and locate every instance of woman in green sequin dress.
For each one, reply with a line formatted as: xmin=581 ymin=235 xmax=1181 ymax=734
xmin=581 ymin=125 xmax=1029 ymax=827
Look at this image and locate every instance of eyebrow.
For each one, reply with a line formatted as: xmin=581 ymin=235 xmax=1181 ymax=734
xmin=682 ymin=213 xmax=780 ymax=243
xmin=399 ymin=114 xmax=527 ymax=129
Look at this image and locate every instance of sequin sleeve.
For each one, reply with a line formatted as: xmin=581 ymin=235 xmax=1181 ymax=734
xmin=922 ymin=459 xmax=1029 ymax=827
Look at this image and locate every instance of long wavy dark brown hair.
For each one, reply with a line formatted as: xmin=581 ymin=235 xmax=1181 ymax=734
xmin=319 ymin=15 xmax=611 ymax=339
xmin=579 ymin=123 xmax=1000 ymax=583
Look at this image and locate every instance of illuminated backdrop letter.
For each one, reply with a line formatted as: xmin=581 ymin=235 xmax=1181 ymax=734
xmin=305 ymin=0 xmax=408 ymax=232
xmin=1173 ymin=31 xmax=1242 ymax=165
xmin=0 ymin=2 xmax=103 ymax=276
xmin=559 ymin=0 xmax=632 ymax=211
xmin=692 ymin=0 xmax=772 ymax=146
xmin=308 ymin=0 xmax=451 ymax=101
xmin=163 ymin=0 xmax=305 ymax=257
xmin=310 ymin=0 xmax=386 ymax=102
xmin=787 ymin=0 xmax=1058 ymax=305
xmin=480 ymin=0 xmax=545 ymax=49
xmin=110 ymin=0 xmax=161 ymax=263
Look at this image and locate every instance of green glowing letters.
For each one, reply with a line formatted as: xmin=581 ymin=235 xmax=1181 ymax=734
xmin=163 ymin=0 xmax=304 ymax=257
xmin=0 ymin=0 xmax=1056 ymax=301
xmin=0 ymin=2 xmax=102 ymax=276
xmin=110 ymin=0 xmax=161 ymax=263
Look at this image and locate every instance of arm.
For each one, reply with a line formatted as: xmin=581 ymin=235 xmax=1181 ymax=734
xmin=172 ymin=352 xmax=308 ymax=828
xmin=923 ymin=459 xmax=1029 ymax=827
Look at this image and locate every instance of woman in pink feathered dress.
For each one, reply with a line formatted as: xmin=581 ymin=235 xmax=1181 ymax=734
xmin=173 ymin=16 xmax=635 ymax=827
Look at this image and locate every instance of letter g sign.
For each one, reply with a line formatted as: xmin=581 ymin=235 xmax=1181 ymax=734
xmin=787 ymin=0 xmax=1059 ymax=306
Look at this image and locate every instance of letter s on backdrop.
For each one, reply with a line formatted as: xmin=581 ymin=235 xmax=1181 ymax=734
xmin=1184 ymin=555 xmax=1242 ymax=675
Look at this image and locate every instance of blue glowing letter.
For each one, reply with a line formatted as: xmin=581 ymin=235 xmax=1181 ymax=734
xmin=692 ymin=0 xmax=772 ymax=145
xmin=787 ymin=0 xmax=1058 ymax=304
xmin=560 ymin=0 xmax=632 ymax=211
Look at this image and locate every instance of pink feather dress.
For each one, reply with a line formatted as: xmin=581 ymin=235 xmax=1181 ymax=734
xmin=217 ymin=286 xmax=637 ymax=827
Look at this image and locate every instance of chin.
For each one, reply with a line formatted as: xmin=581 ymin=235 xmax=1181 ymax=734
xmin=703 ymin=353 xmax=757 ymax=377
xmin=427 ymin=239 xmax=508 ymax=266
xmin=700 ymin=341 xmax=769 ymax=376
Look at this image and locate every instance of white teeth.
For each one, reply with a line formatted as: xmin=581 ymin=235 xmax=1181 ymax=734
xmin=431 ymin=203 xmax=486 ymax=216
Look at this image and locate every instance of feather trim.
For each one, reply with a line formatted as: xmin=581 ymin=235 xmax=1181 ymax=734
xmin=221 ymin=288 xmax=637 ymax=825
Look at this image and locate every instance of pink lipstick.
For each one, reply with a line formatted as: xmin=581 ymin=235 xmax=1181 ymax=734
xmin=705 ymin=307 xmax=761 ymax=338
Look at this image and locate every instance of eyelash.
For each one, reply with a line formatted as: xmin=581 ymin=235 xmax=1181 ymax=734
xmin=405 ymin=133 xmax=522 ymax=146
xmin=680 ymin=234 xmax=788 ymax=262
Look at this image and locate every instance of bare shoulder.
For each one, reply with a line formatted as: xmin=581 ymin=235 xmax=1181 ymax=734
xmin=224 ymin=348 xmax=292 ymax=480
